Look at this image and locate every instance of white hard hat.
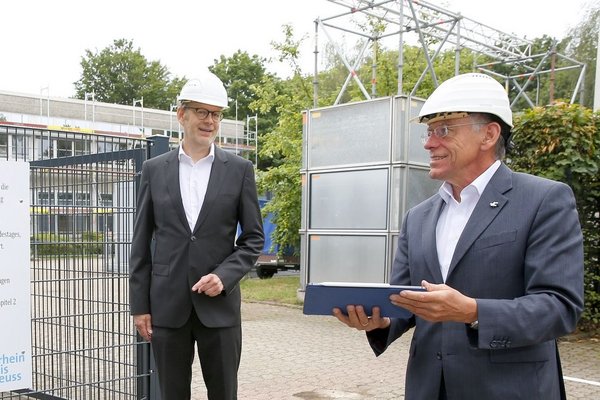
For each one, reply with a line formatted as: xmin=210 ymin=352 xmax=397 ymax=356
xmin=178 ymin=70 xmax=229 ymax=109
xmin=418 ymin=73 xmax=513 ymax=128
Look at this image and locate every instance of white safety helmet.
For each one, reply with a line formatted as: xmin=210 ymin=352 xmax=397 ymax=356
xmin=418 ymin=73 xmax=513 ymax=128
xmin=178 ymin=70 xmax=229 ymax=109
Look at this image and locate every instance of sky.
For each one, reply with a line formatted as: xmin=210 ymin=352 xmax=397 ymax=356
xmin=0 ymin=0 xmax=594 ymax=99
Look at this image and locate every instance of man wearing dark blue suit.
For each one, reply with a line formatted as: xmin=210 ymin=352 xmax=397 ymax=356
xmin=335 ymin=73 xmax=584 ymax=400
xmin=129 ymin=71 xmax=264 ymax=400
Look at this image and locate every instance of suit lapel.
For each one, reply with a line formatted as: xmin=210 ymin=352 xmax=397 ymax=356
xmin=165 ymin=149 xmax=191 ymax=234
xmin=422 ymin=196 xmax=446 ymax=282
xmin=447 ymin=164 xmax=513 ymax=277
xmin=192 ymin=146 xmax=229 ymax=234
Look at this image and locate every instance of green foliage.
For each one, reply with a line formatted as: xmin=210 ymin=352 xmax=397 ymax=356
xmin=256 ymin=26 xmax=497 ymax=257
xmin=253 ymin=26 xmax=313 ymax=254
xmin=210 ymin=50 xmax=278 ymax=170
xmin=338 ymin=42 xmax=480 ymax=102
xmin=510 ymin=103 xmax=600 ymax=329
xmin=502 ymin=4 xmax=598 ymax=109
xmin=211 ymin=51 xmax=269 ymax=121
xmin=32 ymin=232 xmax=105 ymax=256
xmin=558 ymin=3 xmax=599 ymax=108
xmin=253 ymin=71 xmax=305 ymax=253
xmin=255 ymin=24 xmax=488 ymax=256
xmin=74 ymin=39 xmax=183 ymax=109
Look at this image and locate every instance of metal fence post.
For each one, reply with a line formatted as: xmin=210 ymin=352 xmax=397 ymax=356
xmin=147 ymin=135 xmax=170 ymax=160
xmin=138 ymin=135 xmax=170 ymax=400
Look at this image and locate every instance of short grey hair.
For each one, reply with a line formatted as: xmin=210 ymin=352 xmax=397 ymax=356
xmin=469 ymin=113 xmax=507 ymax=160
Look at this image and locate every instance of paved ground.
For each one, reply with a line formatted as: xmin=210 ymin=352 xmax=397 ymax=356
xmin=190 ymin=300 xmax=600 ymax=399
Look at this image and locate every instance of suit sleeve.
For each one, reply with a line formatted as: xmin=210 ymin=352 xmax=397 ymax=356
xmin=129 ymin=160 xmax=155 ymax=315
xmin=215 ymin=161 xmax=265 ymax=294
xmin=475 ymin=182 xmax=584 ymax=348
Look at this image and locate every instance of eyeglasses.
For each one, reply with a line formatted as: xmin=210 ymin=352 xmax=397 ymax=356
xmin=421 ymin=122 xmax=486 ymax=144
xmin=184 ymin=106 xmax=224 ymax=121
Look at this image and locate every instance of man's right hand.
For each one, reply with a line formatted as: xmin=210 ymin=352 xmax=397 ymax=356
xmin=333 ymin=305 xmax=391 ymax=331
xmin=133 ymin=314 xmax=153 ymax=341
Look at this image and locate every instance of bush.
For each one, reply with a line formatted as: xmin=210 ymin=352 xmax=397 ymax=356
xmin=31 ymin=232 xmax=105 ymax=256
xmin=510 ymin=102 xmax=600 ymax=331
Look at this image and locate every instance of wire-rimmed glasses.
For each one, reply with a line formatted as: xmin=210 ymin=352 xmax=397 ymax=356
xmin=421 ymin=122 xmax=486 ymax=144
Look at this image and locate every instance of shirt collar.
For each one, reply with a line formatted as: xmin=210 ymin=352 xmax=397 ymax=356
xmin=178 ymin=143 xmax=215 ymax=164
xmin=438 ymin=160 xmax=501 ymax=204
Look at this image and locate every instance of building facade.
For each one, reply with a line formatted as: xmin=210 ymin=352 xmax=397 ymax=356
xmin=1 ymin=89 xmax=257 ymax=237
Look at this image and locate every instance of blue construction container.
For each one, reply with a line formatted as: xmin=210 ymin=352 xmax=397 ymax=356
xmin=254 ymin=199 xmax=299 ymax=279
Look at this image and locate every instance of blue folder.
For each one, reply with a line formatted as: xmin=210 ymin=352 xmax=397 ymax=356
xmin=303 ymin=282 xmax=426 ymax=318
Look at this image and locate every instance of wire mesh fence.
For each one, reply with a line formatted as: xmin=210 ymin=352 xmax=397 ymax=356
xmin=1 ymin=126 xmax=150 ymax=399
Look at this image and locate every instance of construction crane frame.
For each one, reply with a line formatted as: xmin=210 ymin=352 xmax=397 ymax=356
xmin=313 ymin=0 xmax=586 ymax=108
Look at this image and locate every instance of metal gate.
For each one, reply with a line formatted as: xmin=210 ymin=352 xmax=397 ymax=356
xmin=0 ymin=126 xmax=169 ymax=399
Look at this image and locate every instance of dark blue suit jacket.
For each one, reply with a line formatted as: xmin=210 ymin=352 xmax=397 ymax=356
xmin=369 ymin=163 xmax=584 ymax=400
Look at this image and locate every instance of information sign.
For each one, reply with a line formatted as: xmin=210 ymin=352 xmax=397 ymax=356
xmin=0 ymin=160 xmax=32 ymax=391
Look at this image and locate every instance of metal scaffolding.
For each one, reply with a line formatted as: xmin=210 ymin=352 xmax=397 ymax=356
xmin=314 ymin=0 xmax=585 ymax=107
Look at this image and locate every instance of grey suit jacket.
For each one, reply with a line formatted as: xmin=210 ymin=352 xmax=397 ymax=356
xmin=129 ymin=146 xmax=264 ymax=328
xmin=369 ymin=163 xmax=584 ymax=400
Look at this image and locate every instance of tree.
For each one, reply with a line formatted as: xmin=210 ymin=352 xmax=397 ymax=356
xmin=74 ymin=39 xmax=183 ymax=109
xmin=211 ymin=51 xmax=269 ymax=121
xmin=210 ymin=51 xmax=278 ymax=169
xmin=255 ymin=25 xmax=483 ymax=255
xmin=558 ymin=3 xmax=600 ymax=108
xmin=252 ymin=26 xmax=314 ymax=254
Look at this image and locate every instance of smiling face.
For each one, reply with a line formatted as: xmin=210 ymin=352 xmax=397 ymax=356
xmin=423 ymin=115 xmax=499 ymax=194
xmin=178 ymin=101 xmax=223 ymax=159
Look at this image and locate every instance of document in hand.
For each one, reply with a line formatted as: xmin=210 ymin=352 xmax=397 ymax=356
xmin=303 ymin=282 xmax=425 ymax=318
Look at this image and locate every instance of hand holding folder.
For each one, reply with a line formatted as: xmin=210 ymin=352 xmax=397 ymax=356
xmin=303 ymin=282 xmax=426 ymax=318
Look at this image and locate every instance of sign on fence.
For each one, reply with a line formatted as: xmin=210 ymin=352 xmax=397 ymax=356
xmin=0 ymin=160 xmax=32 ymax=391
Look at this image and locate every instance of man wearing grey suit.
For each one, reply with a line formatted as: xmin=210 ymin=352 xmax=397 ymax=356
xmin=129 ymin=71 xmax=264 ymax=400
xmin=334 ymin=73 xmax=584 ymax=400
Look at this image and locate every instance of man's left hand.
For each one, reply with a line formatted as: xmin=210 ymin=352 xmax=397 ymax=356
xmin=390 ymin=280 xmax=477 ymax=323
xmin=192 ymin=273 xmax=224 ymax=297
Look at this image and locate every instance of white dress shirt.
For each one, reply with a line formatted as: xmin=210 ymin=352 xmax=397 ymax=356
xmin=436 ymin=160 xmax=501 ymax=281
xmin=178 ymin=144 xmax=215 ymax=232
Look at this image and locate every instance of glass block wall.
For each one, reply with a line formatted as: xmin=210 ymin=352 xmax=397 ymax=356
xmin=300 ymin=95 xmax=440 ymax=288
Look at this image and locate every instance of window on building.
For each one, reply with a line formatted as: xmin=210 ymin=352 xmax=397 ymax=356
xmin=97 ymin=214 xmax=113 ymax=233
xmin=32 ymin=215 xmax=54 ymax=234
xmin=0 ymin=134 xmax=7 ymax=159
xmin=57 ymin=215 xmax=71 ymax=233
xmin=57 ymin=192 xmax=73 ymax=205
xmin=97 ymin=141 xmax=110 ymax=153
xmin=98 ymin=141 xmax=127 ymax=153
xmin=74 ymin=139 xmax=90 ymax=156
xmin=73 ymin=215 xmax=90 ymax=232
xmin=75 ymin=192 xmax=90 ymax=206
xmin=38 ymin=136 xmax=54 ymax=159
xmin=57 ymin=139 xmax=73 ymax=158
xmin=99 ymin=193 xmax=113 ymax=206
xmin=12 ymin=135 xmax=26 ymax=160
xmin=38 ymin=191 xmax=56 ymax=205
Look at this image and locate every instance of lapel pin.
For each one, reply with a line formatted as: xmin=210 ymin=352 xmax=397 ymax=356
xmin=489 ymin=201 xmax=499 ymax=208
